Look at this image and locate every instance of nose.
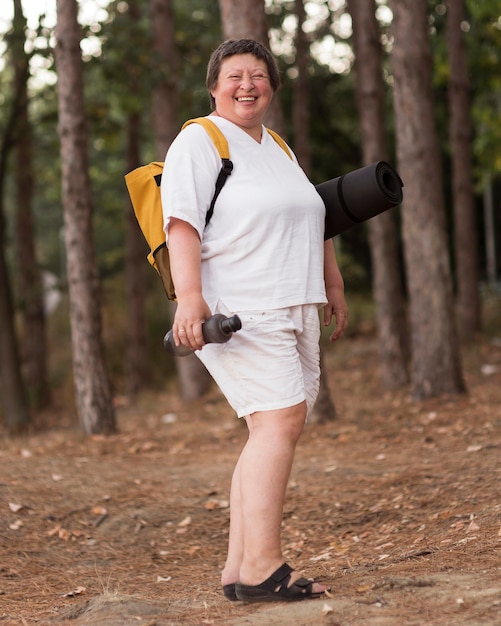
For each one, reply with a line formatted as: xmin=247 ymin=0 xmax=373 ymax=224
xmin=240 ymin=72 xmax=254 ymax=90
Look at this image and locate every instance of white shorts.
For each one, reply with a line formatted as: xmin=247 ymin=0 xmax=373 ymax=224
xmin=196 ymin=303 xmax=321 ymax=418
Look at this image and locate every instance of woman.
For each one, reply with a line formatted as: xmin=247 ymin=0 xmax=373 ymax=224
xmin=161 ymin=39 xmax=348 ymax=603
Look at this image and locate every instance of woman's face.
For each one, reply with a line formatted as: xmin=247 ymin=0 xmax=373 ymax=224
xmin=211 ymin=54 xmax=274 ymax=135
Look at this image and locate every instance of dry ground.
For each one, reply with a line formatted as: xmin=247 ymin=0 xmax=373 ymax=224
xmin=1 ymin=333 xmax=500 ymax=626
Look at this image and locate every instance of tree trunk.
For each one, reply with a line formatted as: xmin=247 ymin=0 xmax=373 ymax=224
xmin=217 ymin=0 xmax=286 ymax=136
xmin=13 ymin=0 xmax=50 ymax=409
xmin=151 ymin=0 xmax=181 ymax=157
xmin=124 ymin=0 xmax=150 ymax=397
xmin=347 ymin=0 xmax=409 ymax=389
xmin=125 ymin=117 xmax=150 ymax=396
xmin=292 ymin=0 xmax=311 ymax=175
xmin=0 ymin=0 xmax=31 ymax=433
xmin=389 ymin=0 xmax=465 ymax=399
xmin=292 ymin=0 xmax=337 ymax=423
xmin=446 ymin=0 xmax=481 ymax=340
xmin=150 ymin=0 xmax=212 ymax=401
xmin=0 ymin=210 xmax=31 ymax=433
xmin=54 ymin=0 xmax=116 ymax=434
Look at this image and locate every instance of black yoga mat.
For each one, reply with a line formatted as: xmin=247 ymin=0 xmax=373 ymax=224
xmin=316 ymin=161 xmax=404 ymax=240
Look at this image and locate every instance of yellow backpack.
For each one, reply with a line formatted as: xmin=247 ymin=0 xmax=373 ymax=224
xmin=125 ymin=117 xmax=291 ymax=300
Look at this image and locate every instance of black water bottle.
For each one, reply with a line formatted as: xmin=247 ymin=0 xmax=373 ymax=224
xmin=163 ymin=314 xmax=242 ymax=356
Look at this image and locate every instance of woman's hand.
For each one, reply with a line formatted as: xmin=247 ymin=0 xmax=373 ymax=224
xmin=173 ymin=293 xmax=212 ymax=352
xmin=168 ymin=218 xmax=212 ymax=351
xmin=323 ymin=285 xmax=348 ymax=341
xmin=323 ymin=240 xmax=348 ymax=342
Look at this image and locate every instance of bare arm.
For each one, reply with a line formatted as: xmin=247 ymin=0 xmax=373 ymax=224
xmin=323 ymin=239 xmax=348 ymax=341
xmin=167 ymin=218 xmax=212 ymax=351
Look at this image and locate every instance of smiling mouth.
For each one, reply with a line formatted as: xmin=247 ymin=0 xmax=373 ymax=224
xmin=236 ymin=96 xmax=257 ymax=102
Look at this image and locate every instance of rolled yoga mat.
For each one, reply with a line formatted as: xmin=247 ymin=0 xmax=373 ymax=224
xmin=316 ymin=161 xmax=404 ymax=240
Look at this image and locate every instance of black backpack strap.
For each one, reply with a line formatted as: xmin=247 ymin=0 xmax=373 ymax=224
xmin=205 ymin=158 xmax=233 ymax=226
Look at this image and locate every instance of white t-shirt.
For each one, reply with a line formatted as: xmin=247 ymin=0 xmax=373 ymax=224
xmin=161 ymin=115 xmax=327 ymax=312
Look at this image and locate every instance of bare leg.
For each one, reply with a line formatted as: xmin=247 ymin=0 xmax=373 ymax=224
xmin=222 ymin=400 xmax=326 ymax=596
xmin=221 ymin=454 xmax=244 ymax=587
xmin=221 ymin=403 xmax=305 ymax=587
xmin=238 ymin=401 xmax=306 ymax=585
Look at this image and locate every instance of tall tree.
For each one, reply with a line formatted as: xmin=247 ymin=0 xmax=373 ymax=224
xmin=446 ymin=0 xmax=481 ymax=340
xmin=0 ymin=0 xmax=31 ymax=432
xmin=54 ymin=0 xmax=116 ymax=433
xmin=217 ymin=0 xmax=285 ymax=135
xmin=13 ymin=0 xmax=50 ymax=409
xmin=292 ymin=0 xmax=311 ymax=175
xmin=124 ymin=0 xmax=150 ymax=396
xmin=150 ymin=0 xmax=212 ymax=401
xmin=347 ymin=0 xmax=409 ymax=389
xmin=389 ymin=0 xmax=465 ymax=399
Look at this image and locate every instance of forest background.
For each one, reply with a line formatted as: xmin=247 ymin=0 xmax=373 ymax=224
xmin=0 ymin=0 xmax=500 ymax=435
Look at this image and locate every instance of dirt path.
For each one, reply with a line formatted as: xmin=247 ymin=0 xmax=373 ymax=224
xmin=1 ymin=336 xmax=500 ymax=625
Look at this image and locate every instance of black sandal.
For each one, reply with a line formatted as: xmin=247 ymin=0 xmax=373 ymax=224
xmin=235 ymin=563 xmax=328 ymax=603
xmin=223 ymin=583 xmax=238 ymax=601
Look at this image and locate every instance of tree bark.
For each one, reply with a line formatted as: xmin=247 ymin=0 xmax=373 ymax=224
xmin=124 ymin=0 xmax=150 ymax=397
xmin=13 ymin=0 xmax=50 ymax=409
xmin=347 ymin=0 xmax=409 ymax=389
xmin=292 ymin=0 xmax=311 ymax=175
xmin=389 ymin=0 xmax=465 ymax=399
xmin=217 ymin=0 xmax=286 ymax=136
xmin=125 ymin=120 xmax=150 ymax=397
xmin=54 ymin=0 xmax=116 ymax=434
xmin=150 ymin=0 xmax=212 ymax=401
xmin=446 ymin=0 xmax=481 ymax=340
xmin=151 ymin=0 xmax=181 ymax=157
xmin=0 ymin=0 xmax=32 ymax=433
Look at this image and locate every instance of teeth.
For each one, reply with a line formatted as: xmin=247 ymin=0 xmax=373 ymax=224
xmin=237 ymin=97 xmax=256 ymax=102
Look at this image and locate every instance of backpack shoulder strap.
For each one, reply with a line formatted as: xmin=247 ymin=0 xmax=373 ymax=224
xmin=182 ymin=116 xmax=230 ymax=160
xmin=181 ymin=117 xmax=233 ymax=226
xmin=266 ymin=128 xmax=292 ymax=160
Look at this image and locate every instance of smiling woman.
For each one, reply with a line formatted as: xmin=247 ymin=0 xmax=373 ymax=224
xmin=160 ymin=37 xmax=348 ymax=604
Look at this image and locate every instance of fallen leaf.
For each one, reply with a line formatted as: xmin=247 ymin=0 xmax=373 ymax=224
xmin=322 ymin=603 xmax=334 ymax=615
xmin=62 ymin=586 xmax=86 ymax=598
xmin=48 ymin=524 xmax=62 ymax=537
xmin=9 ymin=520 xmax=23 ymax=530
xmin=467 ymin=520 xmax=480 ymax=532
xmin=161 ymin=413 xmax=178 ymax=424
xmin=204 ymin=499 xmax=229 ymax=510
xmin=8 ymin=503 xmax=23 ymax=513
xmin=58 ymin=528 xmax=71 ymax=541
xmin=178 ymin=515 xmax=192 ymax=527
xmin=91 ymin=506 xmax=107 ymax=516
xmin=52 ymin=474 xmax=64 ymax=482
xmin=156 ymin=575 xmax=172 ymax=583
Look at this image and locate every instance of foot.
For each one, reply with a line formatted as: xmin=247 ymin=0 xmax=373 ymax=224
xmin=235 ymin=563 xmax=329 ymax=603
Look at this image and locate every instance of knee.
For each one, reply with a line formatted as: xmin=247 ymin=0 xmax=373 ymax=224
xmin=277 ymin=402 xmax=307 ymax=444
xmin=247 ymin=401 xmax=307 ymax=444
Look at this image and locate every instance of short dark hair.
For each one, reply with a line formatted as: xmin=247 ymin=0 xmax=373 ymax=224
xmin=206 ymin=39 xmax=281 ymax=110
